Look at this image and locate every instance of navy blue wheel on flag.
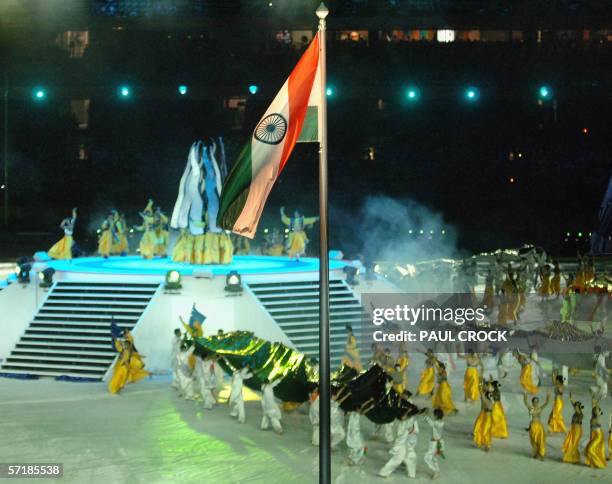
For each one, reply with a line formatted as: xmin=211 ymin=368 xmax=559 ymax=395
xmin=254 ymin=113 xmax=288 ymax=145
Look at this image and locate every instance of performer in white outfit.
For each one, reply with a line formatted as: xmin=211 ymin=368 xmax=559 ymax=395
xmin=345 ymin=398 xmax=375 ymax=466
xmin=530 ymin=347 xmax=544 ymax=386
xmin=228 ymin=364 xmax=253 ymax=424
xmin=591 ymin=350 xmax=610 ymax=401
xmin=423 ymin=408 xmax=445 ymax=480
xmin=213 ymin=356 xmax=225 ymax=396
xmin=496 ymin=349 xmax=513 ymax=380
xmin=260 ymin=377 xmax=284 ymax=434
xmin=376 ymin=380 xmax=396 ymax=443
xmin=176 ymin=344 xmax=196 ymax=400
xmin=194 ymin=355 xmax=216 ymax=409
xmin=309 ymin=387 xmax=320 ymax=446
xmin=378 ymin=410 xmax=420 ymax=478
xmin=330 ymin=388 xmax=346 ymax=450
xmin=171 ymin=329 xmax=182 ymax=389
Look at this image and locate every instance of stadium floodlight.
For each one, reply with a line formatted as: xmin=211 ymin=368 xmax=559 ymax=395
xmin=538 ymin=85 xmax=553 ymax=100
xmin=38 ymin=268 xmax=56 ymax=288
xmin=119 ymin=86 xmax=131 ymax=98
xmin=16 ymin=257 xmax=32 ymax=284
xmin=464 ymin=86 xmax=480 ymax=102
xmin=165 ymin=270 xmax=182 ymax=292
xmin=32 ymin=88 xmax=46 ymax=101
xmin=406 ymin=86 xmax=420 ymax=102
xmin=225 ymin=271 xmax=243 ymax=295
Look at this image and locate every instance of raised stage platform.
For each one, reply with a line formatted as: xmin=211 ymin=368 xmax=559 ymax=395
xmin=1 ymin=254 xmax=392 ymax=379
xmin=33 ymin=255 xmax=348 ymax=283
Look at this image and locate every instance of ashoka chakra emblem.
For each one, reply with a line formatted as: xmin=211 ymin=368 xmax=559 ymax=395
xmin=254 ymin=113 xmax=287 ymax=145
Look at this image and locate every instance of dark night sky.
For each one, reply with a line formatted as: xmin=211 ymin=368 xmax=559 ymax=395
xmin=1 ymin=2 xmax=611 ymax=258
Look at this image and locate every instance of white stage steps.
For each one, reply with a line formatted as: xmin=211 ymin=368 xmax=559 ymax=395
xmin=0 ymin=281 xmax=160 ymax=379
xmin=246 ymin=279 xmax=367 ymax=367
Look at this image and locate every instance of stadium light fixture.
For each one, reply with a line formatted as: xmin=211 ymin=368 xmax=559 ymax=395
xmin=225 ymin=271 xmax=243 ymax=295
xmin=38 ymin=268 xmax=56 ymax=288
xmin=406 ymin=86 xmax=420 ymax=102
xmin=538 ymin=85 xmax=552 ymax=100
xmin=32 ymin=88 xmax=46 ymax=101
xmin=165 ymin=270 xmax=182 ymax=292
xmin=16 ymin=257 xmax=32 ymax=284
xmin=119 ymin=86 xmax=131 ymax=98
xmin=464 ymin=86 xmax=480 ymax=102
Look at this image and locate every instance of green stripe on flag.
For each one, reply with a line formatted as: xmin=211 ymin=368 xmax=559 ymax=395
xmin=217 ymin=142 xmax=252 ymax=230
xmin=297 ymin=106 xmax=318 ymax=143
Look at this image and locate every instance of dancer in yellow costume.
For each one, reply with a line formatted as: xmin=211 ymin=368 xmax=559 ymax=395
xmin=574 ymin=252 xmax=587 ymax=292
xmin=203 ymin=231 xmax=220 ymax=264
xmin=98 ymin=212 xmax=115 ymax=258
xmin=513 ymin=350 xmax=539 ymax=395
xmin=110 ymin=211 xmax=129 ymax=255
xmin=135 ymin=200 xmax=156 ymax=259
xmin=523 ymin=392 xmax=550 ymax=460
xmin=341 ymin=325 xmax=362 ymax=371
xmin=389 ymin=363 xmax=405 ymax=396
xmin=490 ymin=379 xmax=508 ymax=438
xmin=498 ymin=271 xmax=518 ymax=325
xmin=538 ymin=264 xmax=552 ymax=299
xmin=280 ymin=207 xmax=319 ymax=260
xmin=108 ymin=329 xmax=150 ymax=394
xmin=473 ymin=379 xmax=494 ymax=451
xmin=607 ymin=415 xmax=611 ymax=461
xmin=396 ymin=349 xmax=410 ymax=390
xmin=191 ymin=225 xmax=206 ymax=265
xmin=548 ymin=372 xmax=567 ymax=433
xmin=458 ymin=349 xmax=483 ymax=402
xmin=562 ymin=393 xmax=584 ymax=464
xmin=153 ymin=207 xmax=169 ymax=257
xmin=172 ymin=228 xmax=193 ymax=263
xmin=123 ymin=330 xmax=149 ymax=383
xmin=219 ymin=231 xmax=234 ymax=264
xmin=417 ymin=349 xmax=438 ymax=396
xmin=264 ymin=228 xmax=285 ymax=256
xmin=180 ymin=304 xmax=205 ymax=370
xmin=233 ymin=235 xmax=251 ymax=255
xmin=48 ymin=208 xmax=77 ymax=260
xmin=432 ymin=362 xmax=457 ymax=415
xmin=585 ymin=398 xmax=607 ymax=468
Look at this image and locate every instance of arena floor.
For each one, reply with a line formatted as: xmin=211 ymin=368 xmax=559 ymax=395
xmin=1 ymin=354 xmax=609 ymax=484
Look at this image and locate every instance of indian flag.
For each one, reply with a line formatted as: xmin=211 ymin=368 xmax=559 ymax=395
xmin=217 ymin=33 xmax=321 ymax=238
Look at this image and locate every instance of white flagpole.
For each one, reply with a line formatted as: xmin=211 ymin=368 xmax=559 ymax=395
xmin=315 ymin=3 xmax=330 ymax=484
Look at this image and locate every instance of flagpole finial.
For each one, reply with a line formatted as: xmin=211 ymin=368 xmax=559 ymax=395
xmin=316 ymin=2 xmax=329 ymax=19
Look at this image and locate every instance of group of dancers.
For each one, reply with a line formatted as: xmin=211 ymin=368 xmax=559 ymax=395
xmin=167 ymin=324 xmax=447 ymax=479
xmin=47 ymin=203 xmax=319 ymax=263
xmin=170 ymin=327 xmax=290 ymax=435
xmin=479 ymin=250 xmax=601 ymax=326
xmin=165 ymin=306 xmax=611 ymax=477
xmin=104 ymin=309 xmax=610 ymax=480
xmin=410 ymin=344 xmax=611 ymax=470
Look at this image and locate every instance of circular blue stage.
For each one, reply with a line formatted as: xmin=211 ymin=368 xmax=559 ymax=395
xmin=41 ymin=255 xmax=347 ymax=277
